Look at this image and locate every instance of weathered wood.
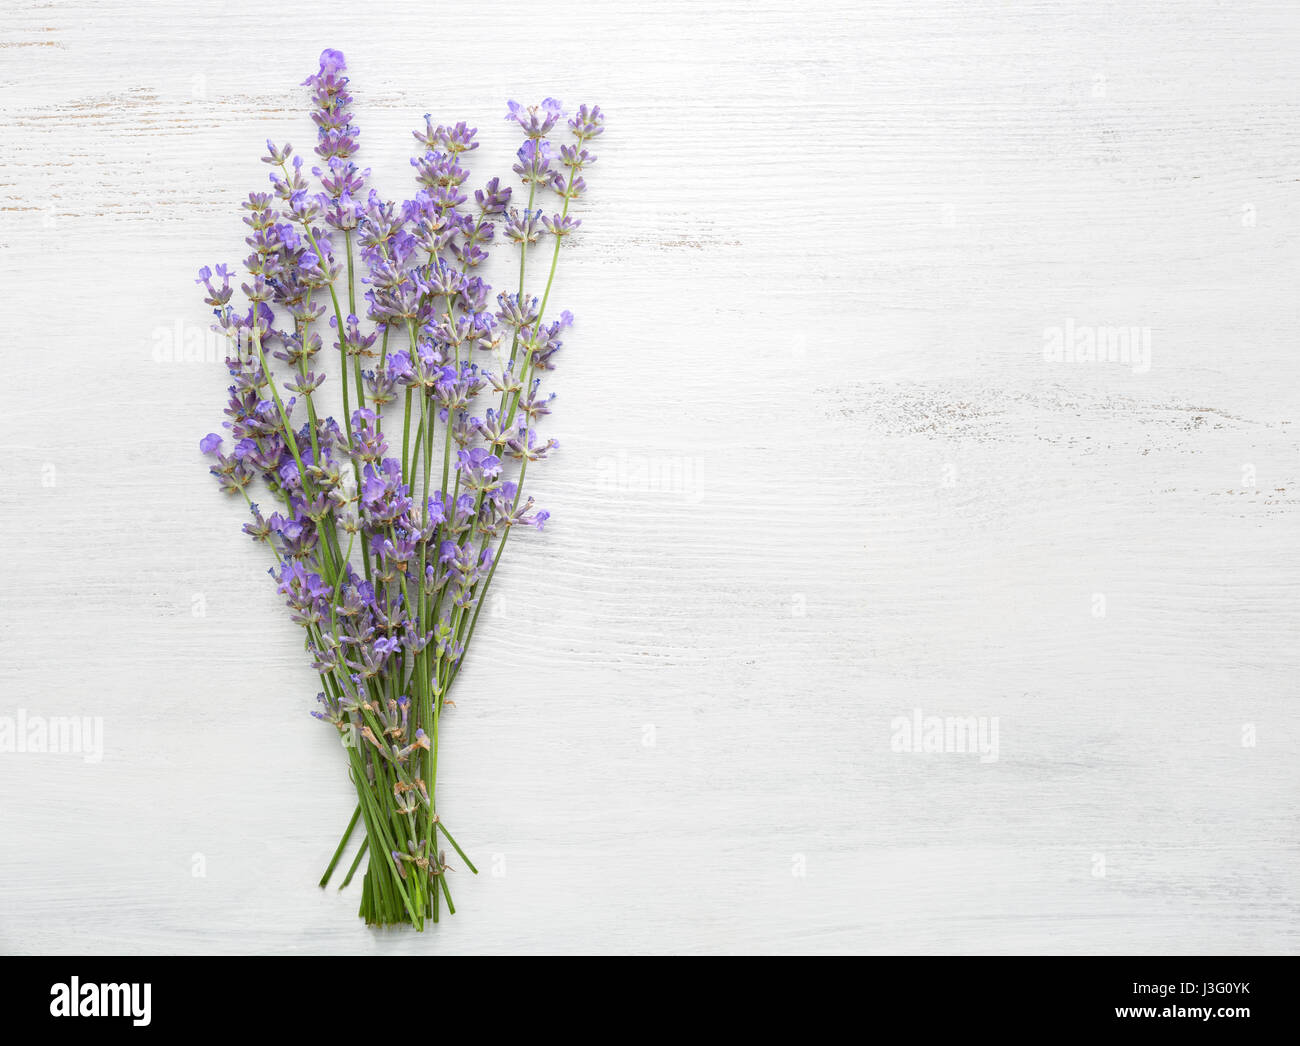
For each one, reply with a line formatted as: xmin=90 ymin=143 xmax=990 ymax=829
xmin=0 ymin=0 xmax=1296 ymax=954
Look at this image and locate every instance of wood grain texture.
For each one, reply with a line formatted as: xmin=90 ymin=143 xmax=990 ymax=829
xmin=0 ymin=0 xmax=1297 ymax=955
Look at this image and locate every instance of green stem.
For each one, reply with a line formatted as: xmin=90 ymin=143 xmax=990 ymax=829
xmin=319 ymin=803 xmax=361 ymax=887
xmin=340 ymin=835 xmax=367 ymax=889
xmin=436 ymin=819 xmax=478 ymax=875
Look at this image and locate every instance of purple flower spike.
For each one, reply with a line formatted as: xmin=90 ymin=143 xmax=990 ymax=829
xmin=196 ymin=56 xmax=604 ymax=928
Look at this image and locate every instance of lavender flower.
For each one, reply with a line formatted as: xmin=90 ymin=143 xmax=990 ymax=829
xmin=505 ymin=98 xmax=564 ymax=138
xmin=196 ymin=58 xmax=604 ymax=930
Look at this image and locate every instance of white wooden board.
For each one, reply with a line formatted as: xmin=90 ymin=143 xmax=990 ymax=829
xmin=0 ymin=0 xmax=1297 ymax=954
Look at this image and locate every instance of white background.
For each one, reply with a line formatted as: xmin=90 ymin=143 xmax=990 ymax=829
xmin=1 ymin=0 xmax=1297 ymax=954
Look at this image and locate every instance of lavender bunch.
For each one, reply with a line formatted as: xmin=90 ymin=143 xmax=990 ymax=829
xmin=196 ymin=49 xmax=603 ymax=928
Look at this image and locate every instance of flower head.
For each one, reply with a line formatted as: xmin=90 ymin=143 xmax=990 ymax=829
xmin=505 ymin=98 xmax=564 ymax=138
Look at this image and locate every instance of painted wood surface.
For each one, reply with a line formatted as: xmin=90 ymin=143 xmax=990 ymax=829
xmin=0 ymin=0 xmax=1297 ymax=954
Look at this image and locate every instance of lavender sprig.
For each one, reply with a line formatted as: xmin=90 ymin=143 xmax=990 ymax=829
xmin=196 ymin=50 xmax=603 ymax=928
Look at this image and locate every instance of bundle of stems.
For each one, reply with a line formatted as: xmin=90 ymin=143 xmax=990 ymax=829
xmin=198 ymin=49 xmax=602 ymax=927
